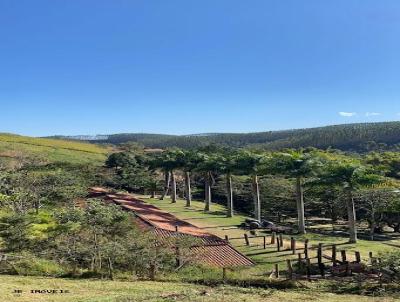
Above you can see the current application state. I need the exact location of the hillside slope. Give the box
[50,121,400,151]
[0,133,109,165]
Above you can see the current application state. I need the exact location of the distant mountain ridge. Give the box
[47,121,400,152]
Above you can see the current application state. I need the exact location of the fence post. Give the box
[225,235,229,242]
[271,232,276,244]
[317,243,323,266]
[304,239,309,259]
[306,258,311,281]
[263,236,266,249]
[298,253,302,269]
[286,259,293,280]
[369,252,374,265]
[355,251,361,263]
[276,237,281,252]
[291,237,296,255]
[341,250,347,263]
[244,234,250,246]
[274,263,280,278]
[279,234,284,247]
[332,245,337,267]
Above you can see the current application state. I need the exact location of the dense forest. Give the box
[49,122,400,151]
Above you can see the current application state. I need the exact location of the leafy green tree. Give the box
[235,150,270,221]
[194,147,222,212]
[0,213,32,252]
[318,161,382,243]
[218,150,239,217]
[177,150,200,207]
[269,150,320,234]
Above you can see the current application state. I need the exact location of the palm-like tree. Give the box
[235,150,270,221]
[176,150,199,207]
[150,149,184,203]
[270,150,320,234]
[195,150,221,212]
[318,161,382,243]
[219,150,238,218]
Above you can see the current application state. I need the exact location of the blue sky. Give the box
[1,1,400,136]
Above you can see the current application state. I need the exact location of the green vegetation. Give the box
[1,133,400,301]
[0,133,108,165]
[142,196,400,270]
[53,121,400,151]
[3,275,397,302]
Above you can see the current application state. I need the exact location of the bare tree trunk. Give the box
[159,171,170,200]
[171,171,177,203]
[252,175,261,221]
[226,173,234,218]
[346,189,357,243]
[185,171,192,207]
[204,172,212,211]
[295,177,306,234]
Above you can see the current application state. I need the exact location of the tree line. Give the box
[52,121,400,152]
[106,145,400,244]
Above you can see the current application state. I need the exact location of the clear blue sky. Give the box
[1,1,400,136]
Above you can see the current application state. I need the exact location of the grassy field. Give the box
[1,275,398,302]
[0,133,109,165]
[141,195,400,273]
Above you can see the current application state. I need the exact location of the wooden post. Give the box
[276,237,281,252]
[332,245,337,267]
[291,237,296,255]
[341,250,347,263]
[244,234,250,246]
[355,251,361,263]
[298,253,302,269]
[271,232,276,244]
[306,258,311,281]
[369,252,374,265]
[175,225,179,232]
[222,268,227,281]
[274,263,279,278]
[304,239,309,259]
[279,234,283,247]
[286,259,293,279]
[317,243,323,266]
[225,235,229,242]
[263,236,266,249]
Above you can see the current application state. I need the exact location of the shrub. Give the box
[10,253,65,277]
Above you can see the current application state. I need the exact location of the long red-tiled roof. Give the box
[90,187,254,268]
[107,195,212,237]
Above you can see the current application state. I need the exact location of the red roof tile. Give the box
[94,189,254,268]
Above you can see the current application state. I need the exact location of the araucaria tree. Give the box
[235,150,270,221]
[319,161,382,243]
[270,150,319,234]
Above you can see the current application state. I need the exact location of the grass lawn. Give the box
[141,195,400,273]
[1,275,398,302]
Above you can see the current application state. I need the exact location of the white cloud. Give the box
[339,112,357,117]
[365,112,381,117]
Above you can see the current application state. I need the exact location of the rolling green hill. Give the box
[50,121,400,151]
[0,133,109,165]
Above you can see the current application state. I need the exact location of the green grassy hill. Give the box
[0,133,109,165]
[51,121,400,151]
